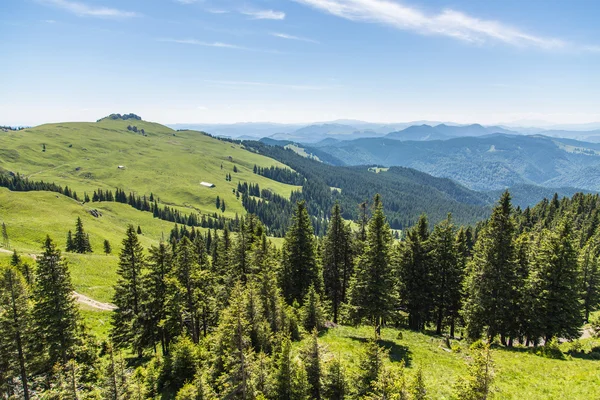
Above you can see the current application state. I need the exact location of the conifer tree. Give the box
[274,337,310,400]
[302,329,322,400]
[322,357,348,400]
[409,367,427,400]
[348,194,397,326]
[33,236,80,367]
[141,242,173,354]
[463,192,520,342]
[66,230,74,252]
[301,285,325,332]
[322,203,354,323]
[111,225,146,357]
[453,343,494,400]
[367,362,407,400]
[398,215,431,331]
[137,225,143,235]
[281,201,320,305]
[73,217,92,253]
[0,266,33,399]
[529,220,583,342]
[356,337,387,398]
[580,241,600,322]
[10,250,32,286]
[429,214,462,335]
[104,239,112,255]
[1,222,9,249]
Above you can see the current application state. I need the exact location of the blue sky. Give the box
[1,0,599,126]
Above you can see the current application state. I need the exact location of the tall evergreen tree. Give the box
[281,201,320,305]
[429,214,463,335]
[66,230,74,252]
[1,222,9,249]
[349,194,397,327]
[172,237,203,343]
[302,329,322,400]
[10,250,32,286]
[33,236,80,367]
[322,203,354,323]
[529,220,583,342]
[463,192,521,342]
[73,217,92,253]
[580,241,600,322]
[0,266,33,399]
[398,215,432,331]
[453,343,494,400]
[356,337,387,398]
[111,225,146,357]
[103,239,112,255]
[322,357,348,400]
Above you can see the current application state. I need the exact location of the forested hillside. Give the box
[308,134,600,191]
[1,190,599,399]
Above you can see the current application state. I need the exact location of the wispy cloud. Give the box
[174,0,200,4]
[159,39,281,53]
[271,32,320,44]
[241,10,286,20]
[205,80,329,90]
[294,0,567,49]
[39,0,139,18]
[207,9,229,14]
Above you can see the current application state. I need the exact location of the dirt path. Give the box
[73,292,117,311]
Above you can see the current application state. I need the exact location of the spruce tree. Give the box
[281,201,319,305]
[0,266,33,399]
[10,250,32,286]
[103,239,112,255]
[33,236,80,367]
[409,367,427,400]
[322,357,348,400]
[73,217,91,253]
[66,230,74,252]
[137,225,143,235]
[463,192,520,342]
[141,242,173,354]
[322,203,353,323]
[453,343,494,400]
[111,225,146,357]
[301,285,325,332]
[580,241,600,322]
[398,215,432,331]
[529,220,583,342]
[348,194,397,326]
[302,329,322,400]
[357,337,387,397]
[429,214,462,335]
[2,222,9,249]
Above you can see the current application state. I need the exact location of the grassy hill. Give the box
[0,118,301,220]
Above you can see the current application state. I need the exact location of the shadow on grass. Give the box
[348,336,412,366]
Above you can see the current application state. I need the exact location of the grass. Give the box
[310,325,600,400]
[0,119,300,220]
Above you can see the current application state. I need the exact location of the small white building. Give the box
[200,182,215,188]
[118,165,125,169]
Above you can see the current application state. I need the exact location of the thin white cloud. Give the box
[205,80,329,91]
[241,10,286,20]
[159,39,281,53]
[197,106,209,110]
[174,0,200,4]
[207,9,229,14]
[271,32,320,44]
[39,0,139,18]
[294,0,566,49]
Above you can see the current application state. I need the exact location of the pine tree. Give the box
[104,239,112,255]
[429,214,462,335]
[367,362,407,400]
[137,225,143,235]
[66,230,74,252]
[0,266,33,399]
[73,217,91,253]
[111,225,146,357]
[453,343,494,400]
[322,203,354,323]
[409,367,427,400]
[216,196,221,210]
[357,337,387,397]
[274,336,309,400]
[529,220,583,342]
[141,242,173,354]
[398,215,432,331]
[322,357,348,400]
[580,241,600,322]
[463,192,520,342]
[348,194,397,326]
[302,329,322,400]
[281,201,320,305]
[33,236,80,367]
[301,285,325,332]
[2,222,10,249]
[10,250,32,286]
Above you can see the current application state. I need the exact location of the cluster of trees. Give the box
[98,113,142,122]
[66,217,93,253]
[126,125,145,135]
[253,164,305,186]
[0,173,79,201]
[215,196,226,212]
[2,189,598,398]
[89,187,231,231]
